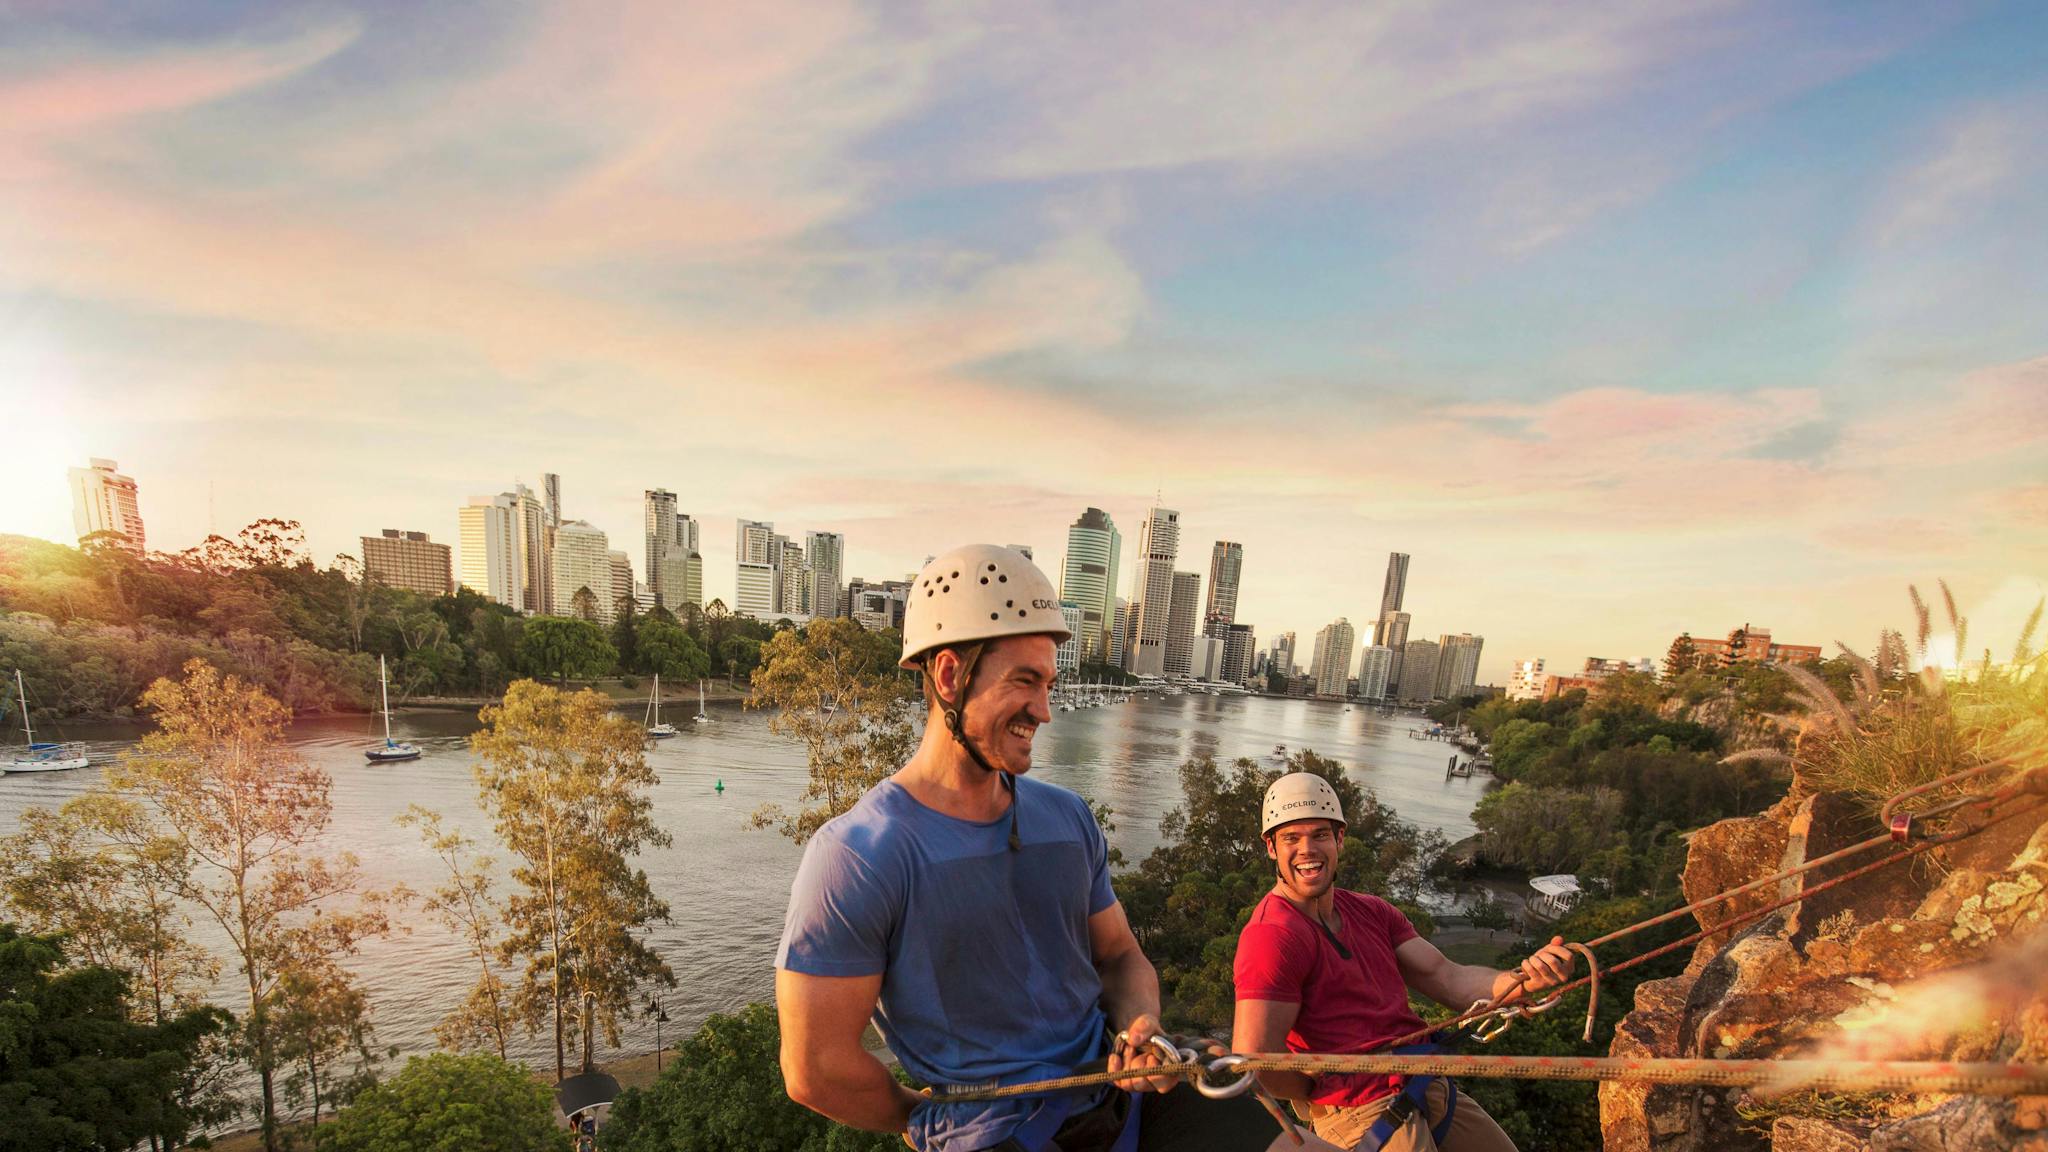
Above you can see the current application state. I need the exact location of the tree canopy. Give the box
[471,681,674,1081]
[0,924,230,1152]
[600,1003,900,1152]
[324,1052,570,1152]
[746,619,917,844]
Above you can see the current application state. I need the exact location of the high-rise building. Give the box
[1059,509,1122,665]
[1165,570,1201,678]
[1186,635,1225,680]
[1357,645,1394,700]
[1203,541,1243,635]
[641,491,704,613]
[1056,601,1084,677]
[736,519,775,566]
[1271,631,1297,678]
[543,473,562,527]
[608,550,635,615]
[1377,610,1412,693]
[1506,658,1546,702]
[1378,552,1409,622]
[361,529,452,596]
[550,520,613,622]
[458,494,523,608]
[1125,507,1180,676]
[777,538,809,617]
[644,488,678,603]
[1397,639,1441,703]
[734,520,777,618]
[68,458,146,553]
[735,563,776,619]
[1309,618,1356,697]
[1435,633,1485,699]
[512,484,550,615]
[1223,623,1256,685]
[806,532,845,620]
[847,578,912,631]
[1109,598,1130,669]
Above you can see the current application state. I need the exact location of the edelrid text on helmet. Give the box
[1261,772,1347,837]
[900,544,1072,670]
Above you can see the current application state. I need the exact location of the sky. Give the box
[2,0,2044,682]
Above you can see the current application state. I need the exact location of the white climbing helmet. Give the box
[1261,772,1347,837]
[900,544,1072,670]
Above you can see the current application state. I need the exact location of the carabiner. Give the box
[1195,1053,1258,1099]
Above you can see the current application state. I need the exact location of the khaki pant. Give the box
[1307,1079,1516,1151]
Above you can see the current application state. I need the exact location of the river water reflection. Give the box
[0,693,1485,1071]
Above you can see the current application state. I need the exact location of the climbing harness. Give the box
[923,764,2048,1146]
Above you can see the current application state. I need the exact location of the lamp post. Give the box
[647,995,670,1074]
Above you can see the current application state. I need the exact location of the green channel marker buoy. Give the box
[715,779,724,794]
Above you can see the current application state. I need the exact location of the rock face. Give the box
[1599,781,2048,1152]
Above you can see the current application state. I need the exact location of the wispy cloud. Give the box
[1874,105,2028,247]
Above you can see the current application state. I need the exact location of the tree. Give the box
[517,617,616,685]
[719,635,762,682]
[324,1052,570,1152]
[570,586,600,623]
[272,951,385,1132]
[104,659,390,1152]
[610,596,639,672]
[1465,893,1516,937]
[471,681,674,1081]
[601,1003,901,1152]
[745,619,918,845]
[0,796,219,1035]
[1663,632,1700,678]
[635,617,710,683]
[396,806,511,1058]
[0,925,231,1152]
[1722,625,1749,667]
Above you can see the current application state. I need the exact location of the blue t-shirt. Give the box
[776,773,1119,1152]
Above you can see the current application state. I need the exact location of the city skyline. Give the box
[4,2,2044,681]
[22,456,2042,684]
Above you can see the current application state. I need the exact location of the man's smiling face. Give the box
[1267,818,1343,902]
[961,634,1057,774]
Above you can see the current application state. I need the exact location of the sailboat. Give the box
[694,679,709,724]
[7,670,89,773]
[646,673,678,739]
[364,655,421,763]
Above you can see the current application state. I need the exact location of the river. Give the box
[1,692,1486,1073]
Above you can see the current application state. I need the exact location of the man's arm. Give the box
[1086,901,1176,1092]
[1394,934,1576,1012]
[776,968,924,1133]
[1230,997,1317,1102]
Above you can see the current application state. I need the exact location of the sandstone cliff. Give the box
[1599,775,2048,1151]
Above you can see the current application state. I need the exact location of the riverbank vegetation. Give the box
[0,527,771,723]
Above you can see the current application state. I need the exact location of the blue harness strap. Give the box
[1352,1043,1457,1151]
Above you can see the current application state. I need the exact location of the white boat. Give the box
[364,655,421,763]
[7,670,89,773]
[646,673,678,739]
[694,680,709,724]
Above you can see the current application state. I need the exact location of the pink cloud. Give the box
[0,23,355,137]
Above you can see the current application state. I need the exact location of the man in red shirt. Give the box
[1231,773,1575,1150]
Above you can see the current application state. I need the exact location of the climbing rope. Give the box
[927,1051,2048,1102]
[928,764,2048,1109]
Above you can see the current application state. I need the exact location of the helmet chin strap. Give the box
[936,643,1021,852]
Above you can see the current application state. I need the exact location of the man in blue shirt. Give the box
[777,545,1278,1152]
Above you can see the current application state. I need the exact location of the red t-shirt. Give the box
[1233,888,1425,1107]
